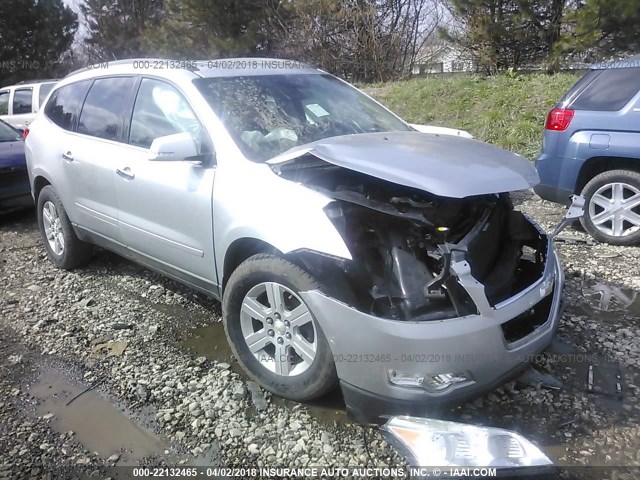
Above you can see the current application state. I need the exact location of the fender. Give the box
[213,163,352,284]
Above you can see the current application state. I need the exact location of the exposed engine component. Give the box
[281,159,547,321]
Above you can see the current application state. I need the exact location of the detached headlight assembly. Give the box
[381,416,553,470]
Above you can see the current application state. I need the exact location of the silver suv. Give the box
[25,59,563,423]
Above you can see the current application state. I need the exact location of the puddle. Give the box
[580,281,640,319]
[271,390,348,426]
[30,368,166,464]
[180,322,237,369]
[180,322,348,426]
[149,301,214,325]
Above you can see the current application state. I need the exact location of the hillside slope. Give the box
[366,72,580,159]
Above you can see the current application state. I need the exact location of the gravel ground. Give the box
[1,192,639,479]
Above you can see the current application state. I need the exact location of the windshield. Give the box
[194,74,411,162]
[0,121,21,142]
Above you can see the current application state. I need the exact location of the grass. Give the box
[364,72,580,160]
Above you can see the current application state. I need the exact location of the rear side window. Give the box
[77,77,136,141]
[38,83,55,109]
[0,91,8,115]
[558,70,600,107]
[13,88,33,114]
[44,81,91,131]
[570,68,640,111]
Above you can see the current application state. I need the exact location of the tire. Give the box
[580,169,640,246]
[222,254,338,401]
[37,185,92,269]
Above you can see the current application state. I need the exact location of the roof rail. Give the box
[14,78,59,85]
[64,58,200,78]
[62,57,314,79]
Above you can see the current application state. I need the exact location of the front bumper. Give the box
[301,241,564,424]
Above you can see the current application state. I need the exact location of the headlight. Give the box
[381,416,553,469]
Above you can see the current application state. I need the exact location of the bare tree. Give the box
[271,0,446,82]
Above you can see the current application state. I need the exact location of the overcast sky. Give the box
[63,0,82,10]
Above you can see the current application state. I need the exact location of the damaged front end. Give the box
[280,160,549,324]
[268,132,573,424]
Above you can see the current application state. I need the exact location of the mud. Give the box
[29,368,166,464]
[580,281,640,320]
[180,322,349,425]
[2,194,640,477]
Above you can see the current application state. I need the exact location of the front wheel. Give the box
[580,170,640,246]
[222,254,338,401]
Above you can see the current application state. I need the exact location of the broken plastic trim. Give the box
[425,207,551,317]
[319,194,551,321]
[281,160,551,322]
[551,195,585,238]
[450,259,493,316]
[445,229,555,320]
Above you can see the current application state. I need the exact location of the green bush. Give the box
[365,72,580,160]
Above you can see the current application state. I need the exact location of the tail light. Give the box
[22,128,30,140]
[545,108,574,131]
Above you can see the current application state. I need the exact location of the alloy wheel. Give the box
[240,282,317,376]
[588,182,640,237]
[42,201,65,256]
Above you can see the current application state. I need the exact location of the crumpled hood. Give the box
[268,132,539,198]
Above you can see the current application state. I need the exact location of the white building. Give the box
[412,44,476,74]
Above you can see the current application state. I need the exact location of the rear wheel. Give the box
[222,254,338,401]
[37,185,92,269]
[580,170,640,245]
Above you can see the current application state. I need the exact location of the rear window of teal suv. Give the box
[534,59,640,245]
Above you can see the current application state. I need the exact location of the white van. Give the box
[0,80,58,131]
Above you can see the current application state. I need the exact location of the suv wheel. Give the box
[580,169,640,245]
[222,254,338,401]
[37,185,92,269]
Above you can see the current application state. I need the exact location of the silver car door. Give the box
[61,76,138,243]
[114,77,217,288]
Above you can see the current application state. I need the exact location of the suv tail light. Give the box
[545,108,574,131]
[22,128,30,140]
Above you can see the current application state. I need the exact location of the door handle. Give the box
[61,151,74,162]
[116,167,135,180]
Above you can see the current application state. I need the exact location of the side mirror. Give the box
[148,132,199,162]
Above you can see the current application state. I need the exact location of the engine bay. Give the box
[279,157,548,321]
